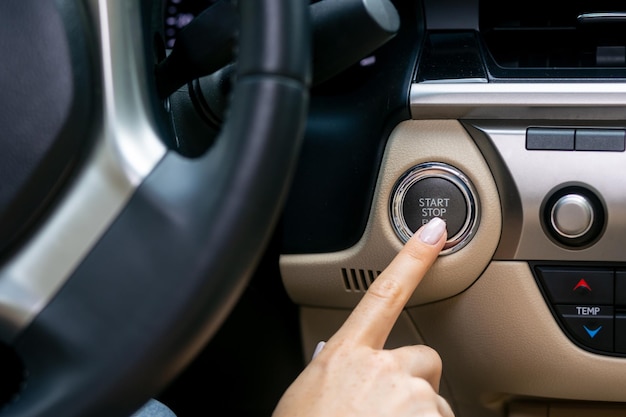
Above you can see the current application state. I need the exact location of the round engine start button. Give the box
[402,177,467,237]
[390,162,480,254]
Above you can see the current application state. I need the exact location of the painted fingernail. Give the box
[312,341,326,360]
[419,217,447,245]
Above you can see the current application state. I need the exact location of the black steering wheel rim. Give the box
[0,1,309,416]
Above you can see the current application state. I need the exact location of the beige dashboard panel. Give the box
[409,262,626,417]
[280,120,502,308]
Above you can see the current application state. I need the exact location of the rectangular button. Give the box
[575,129,626,151]
[536,267,613,305]
[615,312,626,354]
[526,128,575,150]
[615,271,626,306]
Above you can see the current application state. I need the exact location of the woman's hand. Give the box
[273,217,454,417]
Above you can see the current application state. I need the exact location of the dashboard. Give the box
[162,0,626,416]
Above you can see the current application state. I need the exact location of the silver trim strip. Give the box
[578,12,626,24]
[0,0,166,341]
[472,123,626,262]
[410,82,626,119]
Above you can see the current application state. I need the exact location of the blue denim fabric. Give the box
[131,399,177,417]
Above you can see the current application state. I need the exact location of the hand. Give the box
[273,217,454,417]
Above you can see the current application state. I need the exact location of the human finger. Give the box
[331,217,447,349]
[392,344,443,390]
[437,395,455,417]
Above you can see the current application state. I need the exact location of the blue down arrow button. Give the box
[557,305,613,352]
[583,325,602,339]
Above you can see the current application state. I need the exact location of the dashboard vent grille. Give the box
[480,0,626,69]
[341,268,380,292]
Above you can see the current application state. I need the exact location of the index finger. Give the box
[331,217,447,349]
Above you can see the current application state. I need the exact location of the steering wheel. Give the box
[0,1,309,416]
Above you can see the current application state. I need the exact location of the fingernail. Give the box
[312,341,326,360]
[419,217,447,245]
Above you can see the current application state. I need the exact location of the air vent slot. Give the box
[480,0,626,69]
[341,268,381,292]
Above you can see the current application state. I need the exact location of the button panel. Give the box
[526,127,626,152]
[533,265,626,355]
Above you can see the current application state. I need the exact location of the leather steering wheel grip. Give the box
[0,1,310,416]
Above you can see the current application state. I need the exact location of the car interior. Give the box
[1,0,626,416]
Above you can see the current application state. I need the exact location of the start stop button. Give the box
[390,162,480,254]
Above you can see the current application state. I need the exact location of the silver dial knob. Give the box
[550,194,594,239]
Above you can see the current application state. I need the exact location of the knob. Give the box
[550,194,594,239]
[543,187,604,248]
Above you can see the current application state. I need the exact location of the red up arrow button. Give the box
[536,267,612,304]
[573,279,592,292]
